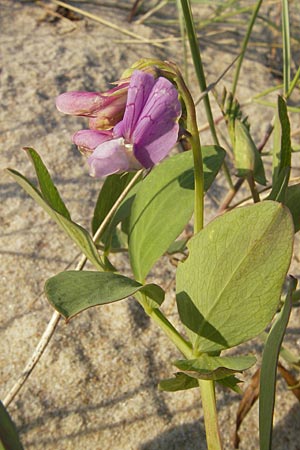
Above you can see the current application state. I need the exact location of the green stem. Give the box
[170,62,205,232]
[138,293,193,358]
[247,174,260,203]
[169,20,223,447]
[199,379,223,449]
[192,134,204,232]
[138,293,224,450]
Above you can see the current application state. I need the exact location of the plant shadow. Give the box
[139,421,206,450]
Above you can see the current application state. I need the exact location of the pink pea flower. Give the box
[88,70,181,177]
[56,83,129,130]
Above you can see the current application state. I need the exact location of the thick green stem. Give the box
[138,291,223,450]
[150,309,193,357]
[170,64,205,233]
[199,379,223,450]
[136,300,223,450]
[138,294,193,358]
[169,27,223,449]
[247,174,260,203]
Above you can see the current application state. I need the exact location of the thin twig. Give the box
[218,178,244,213]
[135,0,169,25]
[3,170,143,407]
[127,0,143,22]
[3,311,61,407]
[195,53,241,106]
[230,184,272,209]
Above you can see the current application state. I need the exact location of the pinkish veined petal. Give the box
[87,138,141,178]
[116,70,156,141]
[56,91,105,116]
[72,129,113,155]
[133,122,180,168]
[132,77,181,167]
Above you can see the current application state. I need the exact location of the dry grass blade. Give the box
[113,37,181,45]
[195,53,241,106]
[51,0,164,48]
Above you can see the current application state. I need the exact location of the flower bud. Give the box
[234,120,267,185]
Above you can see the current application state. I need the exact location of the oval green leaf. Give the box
[24,147,71,219]
[159,373,198,392]
[129,146,226,281]
[176,201,294,352]
[45,271,165,319]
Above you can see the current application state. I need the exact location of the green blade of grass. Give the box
[176,0,189,82]
[282,0,291,95]
[231,0,263,99]
[51,0,164,49]
[179,0,218,145]
[287,66,300,99]
[180,0,233,189]
[259,277,297,450]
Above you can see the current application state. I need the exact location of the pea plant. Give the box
[1,1,300,449]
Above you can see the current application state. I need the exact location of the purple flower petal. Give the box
[87,138,141,178]
[57,68,181,178]
[132,77,181,167]
[115,71,156,141]
[72,129,113,155]
[56,91,105,117]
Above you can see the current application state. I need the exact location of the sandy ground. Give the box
[1,1,300,449]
